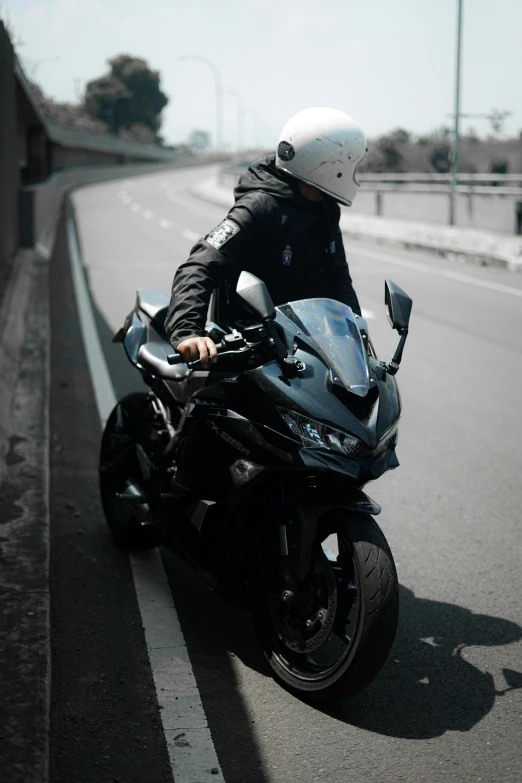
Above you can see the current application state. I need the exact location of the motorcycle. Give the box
[99,271,412,701]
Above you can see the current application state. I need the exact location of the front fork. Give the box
[277,505,319,605]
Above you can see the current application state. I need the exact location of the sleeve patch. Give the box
[205,219,240,250]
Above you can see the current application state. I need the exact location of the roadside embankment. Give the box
[193,177,522,274]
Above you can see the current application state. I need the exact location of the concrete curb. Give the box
[0,251,50,783]
[192,178,522,274]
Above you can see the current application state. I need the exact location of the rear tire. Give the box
[99,392,161,550]
[255,511,399,702]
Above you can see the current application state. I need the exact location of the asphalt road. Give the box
[50,163,522,783]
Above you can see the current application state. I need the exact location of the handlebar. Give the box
[167,330,253,369]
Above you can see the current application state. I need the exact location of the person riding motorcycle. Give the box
[165,107,368,367]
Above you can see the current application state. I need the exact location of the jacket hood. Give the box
[234,154,303,203]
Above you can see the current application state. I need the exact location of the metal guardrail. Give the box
[220,163,522,196]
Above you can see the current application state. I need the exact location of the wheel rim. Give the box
[99,405,152,533]
[263,532,362,682]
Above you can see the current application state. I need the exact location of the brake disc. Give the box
[283,548,338,654]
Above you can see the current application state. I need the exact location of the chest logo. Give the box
[282,245,292,266]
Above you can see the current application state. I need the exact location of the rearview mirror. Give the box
[236,271,276,321]
[385,280,412,332]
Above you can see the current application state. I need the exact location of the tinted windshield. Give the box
[279,299,369,397]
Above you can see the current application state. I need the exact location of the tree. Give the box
[389,128,411,145]
[377,135,403,172]
[84,55,168,139]
[430,144,451,173]
[189,130,211,150]
[488,108,511,136]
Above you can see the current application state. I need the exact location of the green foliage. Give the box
[389,128,411,145]
[84,54,168,137]
[430,145,451,173]
[376,135,403,172]
[491,160,508,175]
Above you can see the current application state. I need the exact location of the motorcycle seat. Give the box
[137,289,170,320]
[137,341,190,381]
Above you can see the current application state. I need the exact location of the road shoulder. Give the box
[0,252,50,783]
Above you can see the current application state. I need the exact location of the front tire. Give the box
[99,392,161,550]
[255,511,399,702]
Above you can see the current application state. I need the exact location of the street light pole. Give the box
[179,55,223,151]
[227,89,246,152]
[30,56,61,80]
[449,0,463,226]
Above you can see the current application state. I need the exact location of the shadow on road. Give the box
[323,584,522,739]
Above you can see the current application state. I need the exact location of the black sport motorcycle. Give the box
[99,271,412,701]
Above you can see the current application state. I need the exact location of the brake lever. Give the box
[187,346,252,370]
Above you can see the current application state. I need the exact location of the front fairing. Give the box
[243,307,401,450]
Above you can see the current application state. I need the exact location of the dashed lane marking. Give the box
[142,210,154,220]
[182,229,200,242]
[130,203,141,213]
[66,207,225,783]
[351,245,522,298]
[361,308,376,320]
[158,218,172,229]
[165,187,224,219]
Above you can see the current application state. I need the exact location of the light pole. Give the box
[30,56,61,80]
[449,0,463,226]
[179,55,223,151]
[226,89,246,152]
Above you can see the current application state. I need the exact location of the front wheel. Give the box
[99,392,161,550]
[255,511,399,702]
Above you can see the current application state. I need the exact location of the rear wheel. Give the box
[99,392,161,550]
[255,511,399,702]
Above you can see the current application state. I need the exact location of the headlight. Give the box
[280,410,362,456]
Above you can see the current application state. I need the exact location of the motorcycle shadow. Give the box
[322,584,522,739]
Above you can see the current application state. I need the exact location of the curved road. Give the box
[49,163,522,782]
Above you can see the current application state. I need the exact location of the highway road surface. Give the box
[47,163,522,783]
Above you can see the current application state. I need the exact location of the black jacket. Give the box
[165,155,361,348]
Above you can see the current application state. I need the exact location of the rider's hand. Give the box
[176,336,218,368]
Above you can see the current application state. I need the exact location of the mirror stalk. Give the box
[266,319,289,365]
[387,328,408,376]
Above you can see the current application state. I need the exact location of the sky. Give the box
[5,0,522,149]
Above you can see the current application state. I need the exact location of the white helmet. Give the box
[275,107,367,206]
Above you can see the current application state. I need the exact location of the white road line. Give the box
[130,203,141,213]
[352,245,522,298]
[182,229,200,242]
[120,194,131,204]
[142,210,154,220]
[361,308,376,320]
[165,187,223,219]
[158,218,173,229]
[66,208,225,783]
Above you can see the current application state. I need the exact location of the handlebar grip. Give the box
[167,352,184,365]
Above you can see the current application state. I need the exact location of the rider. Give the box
[165,107,368,367]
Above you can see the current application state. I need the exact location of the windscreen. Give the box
[279,298,369,397]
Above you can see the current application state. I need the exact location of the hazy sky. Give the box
[6,0,522,148]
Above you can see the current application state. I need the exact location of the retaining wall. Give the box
[0,22,19,290]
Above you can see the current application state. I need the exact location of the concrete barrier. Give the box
[19,156,225,255]
[219,165,522,236]
[194,176,522,273]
